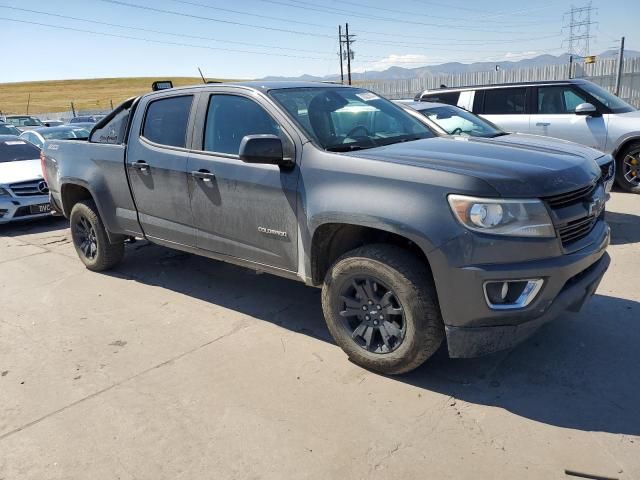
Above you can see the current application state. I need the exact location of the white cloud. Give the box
[353,54,429,73]
[502,51,539,59]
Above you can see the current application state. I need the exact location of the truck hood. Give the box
[494,133,606,164]
[0,159,44,185]
[346,136,600,197]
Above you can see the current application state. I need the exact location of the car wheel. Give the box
[615,141,640,194]
[70,199,124,271]
[321,244,444,375]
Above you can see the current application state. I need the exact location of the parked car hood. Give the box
[346,136,600,197]
[0,159,44,185]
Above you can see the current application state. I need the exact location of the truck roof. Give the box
[149,80,348,96]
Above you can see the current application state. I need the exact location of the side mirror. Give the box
[575,103,598,116]
[239,134,289,166]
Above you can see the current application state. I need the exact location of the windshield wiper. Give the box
[325,144,369,152]
[488,132,509,138]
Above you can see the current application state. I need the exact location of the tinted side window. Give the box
[483,88,527,114]
[537,86,587,114]
[203,95,279,155]
[142,95,193,148]
[422,92,460,106]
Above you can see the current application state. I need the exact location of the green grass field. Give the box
[0,77,236,116]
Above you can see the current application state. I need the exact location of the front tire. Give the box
[321,244,444,375]
[70,200,124,271]
[615,141,640,194]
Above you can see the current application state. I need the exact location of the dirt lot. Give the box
[1,191,638,480]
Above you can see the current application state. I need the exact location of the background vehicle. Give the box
[64,121,96,131]
[20,126,90,149]
[0,123,22,136]
[415,79,640,193]
[0,135,51,224]
[43,82,610,374]
[69,115,100,124]
[397,100,616,193]
[43,120,64,127]
[4,115,45,131]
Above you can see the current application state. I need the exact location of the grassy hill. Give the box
[0,77,236,116]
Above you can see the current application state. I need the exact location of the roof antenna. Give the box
[198,67,207,84]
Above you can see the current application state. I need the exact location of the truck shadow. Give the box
[108,242,640,437]
[606,211,640,245]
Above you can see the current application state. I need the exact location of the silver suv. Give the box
[416,79,640,193]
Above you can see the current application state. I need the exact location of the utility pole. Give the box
[615,36,625,96]
[338,25,344,84]
[71,102,76,117]
[568,55,573,79]
[344,23,355,85]
[26,93,31,115]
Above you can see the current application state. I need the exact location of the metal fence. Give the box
[359,56,640,107]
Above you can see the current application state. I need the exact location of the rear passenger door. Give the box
[529,85,607,150]
[126,93,197,246]
[476,87,531,134]
[187,91,300,271]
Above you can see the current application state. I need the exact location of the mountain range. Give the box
[261,49,640,82]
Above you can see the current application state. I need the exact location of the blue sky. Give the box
[1,0,637,82]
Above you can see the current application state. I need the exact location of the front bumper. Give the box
[431,220,610,358]
[0,194,52,224]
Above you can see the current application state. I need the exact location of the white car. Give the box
[0,135,51,224]
[19,126,91,149]
[415,79,640,193]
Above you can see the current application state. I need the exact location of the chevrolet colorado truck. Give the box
[42,82,611,374]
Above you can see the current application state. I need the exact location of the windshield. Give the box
[0,139,41,163]
[270,87,434,151]
[420,105,505,138]
[42,128,90,140]
[0,124,21,135]
[579,82,635,113]
[8,117,44,127]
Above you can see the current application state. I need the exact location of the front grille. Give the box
[544,181,597,208]
[557,214,600,245]
[8,180,48,197]
[544,179,604,248]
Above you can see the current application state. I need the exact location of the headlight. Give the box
[448,194,555,238]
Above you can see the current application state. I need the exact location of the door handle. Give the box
[132,160,149,172]
[536,122,551,127]
[191,169,216,182]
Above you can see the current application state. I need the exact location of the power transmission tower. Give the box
[563,2,597,59]
[339,23,356,85]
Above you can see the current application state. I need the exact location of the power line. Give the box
[166,0,330,30]
[96,0,334,38]
[0,5,331,55]
[0,17,333,60]
[256,0,528,33]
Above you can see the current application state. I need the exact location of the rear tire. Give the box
[615,141,640,194]
[321,244,444,375]
[70,200,124,271]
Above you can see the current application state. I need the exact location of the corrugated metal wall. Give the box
[359,57,640,107]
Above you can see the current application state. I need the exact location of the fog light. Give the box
[484,279,544,310]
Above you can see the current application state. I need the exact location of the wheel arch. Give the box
[309,221,435,287]
[60,180,125,243]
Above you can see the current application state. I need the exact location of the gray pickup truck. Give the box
[42,82,610,374]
